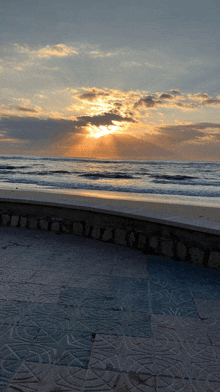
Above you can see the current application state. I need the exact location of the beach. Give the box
[1,188,220,223]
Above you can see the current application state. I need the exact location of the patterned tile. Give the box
[0,282,62,303]
[23,305,100,334]
[58,287,106,308]
[28,269,73,286]
[68,274,110,290]
[156,375,192,391]
[189,282,220,301]
[104,277,150,313]
[96,310,152,338]
[25,330,94,368]
[0,268,36,283]
[84,369,156,391]
[5,362,86,392]
[194,299,220,320]
[150,281,199,317]
[151,315,210,345]
[0,327,39,391]
[88,334,155,375]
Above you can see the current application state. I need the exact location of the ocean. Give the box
[0,155,220,207]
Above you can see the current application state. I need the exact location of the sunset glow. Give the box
[1,0,219,161]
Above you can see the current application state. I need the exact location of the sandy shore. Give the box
[0,188,220,223]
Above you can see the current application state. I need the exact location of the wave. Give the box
[0,165,29,170]
[150,174,198,181]
[3,177,220,197]
[79,172,134,179]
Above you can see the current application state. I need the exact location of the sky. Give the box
[1,0,220,161]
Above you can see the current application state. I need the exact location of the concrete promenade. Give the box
[1,225,220,391]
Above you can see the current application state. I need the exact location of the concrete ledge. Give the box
[0,195,220,271]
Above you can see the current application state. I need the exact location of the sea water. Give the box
[0,155,220,207]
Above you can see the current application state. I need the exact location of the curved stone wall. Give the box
[0,198,220,271]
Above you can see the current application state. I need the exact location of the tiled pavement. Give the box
[1,226,220,391]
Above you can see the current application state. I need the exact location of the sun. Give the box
[87,124,119,138]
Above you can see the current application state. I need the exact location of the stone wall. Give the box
[0,202,220,270]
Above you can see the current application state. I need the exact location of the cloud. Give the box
[15,106,39,113]
[77,91,110,102]
[14,44,77,59]
[159,93,174,100]
[75,112,136,127]
[154,122,220,145]
[134,95,162,109]
[170,89,182,95]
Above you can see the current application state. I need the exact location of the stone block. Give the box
[161,240,174,258]
[102,228,113,242]
[149,236,158,251]
[208,251,220,269]
[177,242,187,261]
[28,217,38,230]
[128,232,136,247]
[11,215,19,227]
[137,234,147,250]
[39,219,49,230]
[72,222,84,236]
[61,224,71,234]
[84,223,91,237]
[20,216,28,228]
[189,247,204,266]
[1,214,10,226]
[51,221,60,233]
[91,225,101,240]
[115,229,127,246]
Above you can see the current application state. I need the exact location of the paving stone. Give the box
[68,274,110,290]
[0,282,61,303]
[88,334,155,374]
[156,375,192,391]
[96,310,152,338]
[25,330,94,368]
[151,315,210,345]
[58,287,106,309]
[104,277,150,313]
[1,226,220,391]
[28,269,73,286]
[150,280,199,318]
[5,362,86,392]
[84,368,156,391]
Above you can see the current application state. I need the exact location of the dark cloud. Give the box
[76,112,136,127]
[201,98,220,106]
[77,91,109,102]
[159,93,174,100]
[0,115,81,142]
[155,122,220,145]
[15,106,39,113]
[114,102,123,108]
[170,89,182,95]
[175,102,198,109]
[134,95,162,108]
